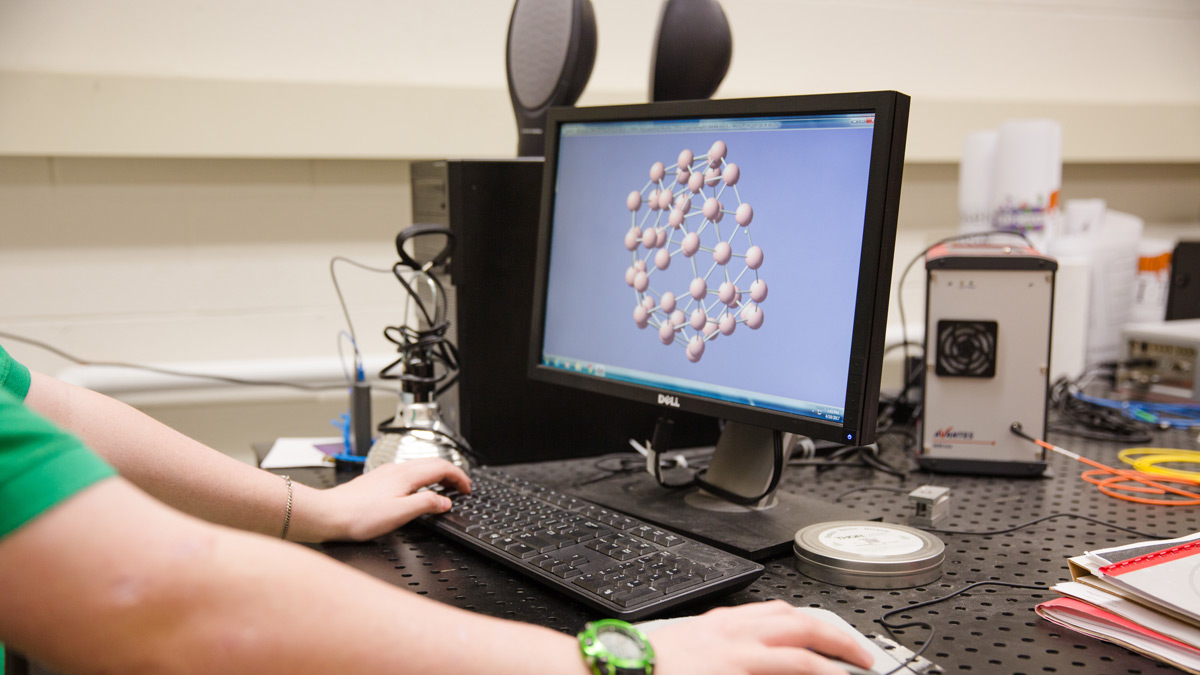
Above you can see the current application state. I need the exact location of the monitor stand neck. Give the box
[690,422,789,510]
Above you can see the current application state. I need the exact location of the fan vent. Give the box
[935,320,998,378]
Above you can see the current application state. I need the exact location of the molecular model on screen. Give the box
[625,141,768,363]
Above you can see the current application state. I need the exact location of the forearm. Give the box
[0,479,589,675]
[24,370,338,541]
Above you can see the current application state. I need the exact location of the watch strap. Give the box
[578,619,655,675]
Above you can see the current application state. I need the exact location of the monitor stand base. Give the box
[567,471,879,561]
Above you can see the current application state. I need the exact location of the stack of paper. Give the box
[1037,531,1200,674]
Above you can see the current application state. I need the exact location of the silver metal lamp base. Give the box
[364,402,470,472]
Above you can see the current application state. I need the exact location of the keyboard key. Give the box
[438,511,475,530]
[515,532,558,553]
[612,548,639,561]
[507,543,538,559]
[490,535,517,550]
[612,582,663,607]
[552,564,583,579]
[663,574,703,594]
[564,527,599,543]
[573,574,605,594]
[561,553,590,567]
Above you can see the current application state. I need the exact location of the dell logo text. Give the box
[657,394,680,408]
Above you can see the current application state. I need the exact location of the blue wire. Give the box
[332,412,353,453]
[1076,393,1200,429]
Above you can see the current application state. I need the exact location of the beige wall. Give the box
[0,157,416,460]
[0,0,1197,457]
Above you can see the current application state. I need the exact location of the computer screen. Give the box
[528,91,909,558]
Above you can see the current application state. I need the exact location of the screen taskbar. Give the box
[541,353,845,424]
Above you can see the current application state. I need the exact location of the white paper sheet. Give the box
[260,437,341,469]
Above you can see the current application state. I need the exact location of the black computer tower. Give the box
[411,159,717,465]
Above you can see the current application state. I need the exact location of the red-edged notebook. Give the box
[1098,538,1200,625]
[1036,597,1200,674]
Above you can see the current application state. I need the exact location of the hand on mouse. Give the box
[648,600,874,675]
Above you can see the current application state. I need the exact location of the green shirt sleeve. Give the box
[0,343,31,402]
[0,390,117,540]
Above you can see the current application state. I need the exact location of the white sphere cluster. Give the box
[623,141,769,362]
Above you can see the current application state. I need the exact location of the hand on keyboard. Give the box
[311,458,471,542]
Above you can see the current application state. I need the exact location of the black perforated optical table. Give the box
[283,430,1200,675]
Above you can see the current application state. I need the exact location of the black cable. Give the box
[331,253,464,401]
[374,420,479,465]
[391,261,446,329]
[810,444,907,479]
[575,451,715,488]
[693,429,784,505]
[789,458,881,469]
[833,485,911,502]
[0,330,348,392]
[882,341,923,359]
[1046,375,1154,444]
[875,581,1048,675]
[577,455,646,485]
[379,261,464,402]
[876,358,924,434]
[925,512,1170,540]
[858,444,908,479]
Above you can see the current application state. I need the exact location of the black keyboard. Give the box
[420,468,764,620]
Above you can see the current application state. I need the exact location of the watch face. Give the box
[597,626,644,660]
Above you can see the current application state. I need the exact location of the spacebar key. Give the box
[614,584,664,607]
[437,511,475,531]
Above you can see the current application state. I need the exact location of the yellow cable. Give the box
[1119,447,1200,481]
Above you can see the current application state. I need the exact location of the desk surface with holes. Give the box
[283,429,1200,675]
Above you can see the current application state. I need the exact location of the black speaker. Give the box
[411,159,718,465]
[1167,241,1200,321]
[506,0,597,157]
[649,0,731,102]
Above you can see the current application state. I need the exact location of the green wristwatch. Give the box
[578,619,655,675]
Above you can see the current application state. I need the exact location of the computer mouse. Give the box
[829,661,877,675]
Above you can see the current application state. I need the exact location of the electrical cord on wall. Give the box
[330,255,394,353]
[0,330,348,392]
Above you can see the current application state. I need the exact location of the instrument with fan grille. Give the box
[918,243,1057,476]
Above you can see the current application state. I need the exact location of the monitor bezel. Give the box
[528,91,909,446]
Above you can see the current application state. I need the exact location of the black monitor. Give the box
[529,91,909,559]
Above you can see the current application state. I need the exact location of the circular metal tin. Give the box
[793,520,945,589]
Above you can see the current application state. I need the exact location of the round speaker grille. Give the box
[508,0,574,109]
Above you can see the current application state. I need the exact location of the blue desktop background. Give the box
[542,119,875,415]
